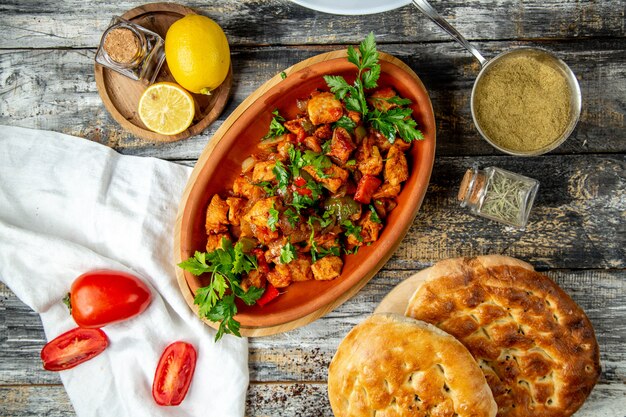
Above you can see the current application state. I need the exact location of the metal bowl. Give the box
[471,47,582,156]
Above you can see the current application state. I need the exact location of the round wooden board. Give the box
[374,267,433,316]
[173,49,436,337]
[94,3,233,142]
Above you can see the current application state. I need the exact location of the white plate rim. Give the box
[289,0,411,15]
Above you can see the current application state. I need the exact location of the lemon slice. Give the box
[138,82,195,135]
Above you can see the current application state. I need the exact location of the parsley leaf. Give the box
[290,192,315,212]
[333,115,357,132]
[302,150,331,178]
[369,205,382,224]
[284,208,299,227]
[311,244,341,263]
[273,160,290,190]
[178,251,211,276]
[342,220,363,242]
[253,181,276,196]
[262,109,286,140]
[268,205,280,232]
[178,239,262,341]
[369,107,424,143]
[280,242,297,264]
[288,147,305,178]
[344,246,360,255]
[386,96,413,106]
[323,75,354,101]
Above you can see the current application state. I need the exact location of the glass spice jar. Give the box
[95,16,165,84]
[458,166,539,229]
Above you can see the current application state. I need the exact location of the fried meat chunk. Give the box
[355,136,383,176]
[233,175,266,201]
[252,161,277,183]
[303,164,349,194]
[241,270,267,292]
[311,256,343,281]
[384,144,409,186]
[326,127,356,165]
[307,92,343,125]
[206,232,231,252]
[372,183,401,199]
[205,194,230,233]
[226,197,247,226]
[267,264,292,288]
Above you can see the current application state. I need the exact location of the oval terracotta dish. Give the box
[174,50,436,336]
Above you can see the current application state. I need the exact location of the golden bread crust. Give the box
[405,255,600,417]
[328,313,497,417]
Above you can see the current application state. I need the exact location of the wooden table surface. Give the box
[1,1,624,416]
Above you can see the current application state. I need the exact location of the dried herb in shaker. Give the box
[458,166,539,229]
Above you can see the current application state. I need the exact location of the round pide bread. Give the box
[327,313,497,417]
[405,255,601,417]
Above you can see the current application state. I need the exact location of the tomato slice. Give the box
[69,270,152,328]
[152,341,197,406]
[41,327,108,371]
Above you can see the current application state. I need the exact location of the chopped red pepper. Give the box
[293,177,313,196]
[293,177,307,187]
[256,283,280,307]
[354,175,382,204]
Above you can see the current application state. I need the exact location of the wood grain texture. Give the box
[0,0,624,49]
[0,383,623,417]
[1,40,624,156]
[1,1,624,416]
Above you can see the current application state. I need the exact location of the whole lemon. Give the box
[165,15,230,95]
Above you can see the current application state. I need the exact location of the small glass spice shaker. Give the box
[95,16,165,84]
[458,165,539,229]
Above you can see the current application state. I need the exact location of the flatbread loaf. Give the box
[405,255,600,417]
[328,313,497,417]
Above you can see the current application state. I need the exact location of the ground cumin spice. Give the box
[473,53,572,152]
[103,27,141,64]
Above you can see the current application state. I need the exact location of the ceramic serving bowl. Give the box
[174,50,436,336]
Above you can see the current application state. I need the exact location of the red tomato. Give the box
[41,327,108,371]
[152,341,197,406]
[256,283,280,307]
[354,175,382,204]
[69,270,152,328]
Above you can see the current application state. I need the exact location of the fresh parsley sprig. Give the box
[262,109,286,140]
[324,33,424,144]
[369,107,425,144]
[324,32,379,117]
[178,239,264,341]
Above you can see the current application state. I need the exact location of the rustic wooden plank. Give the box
[245,383,626,417]
[0,0,624,49]
[1,40,624,157]
[3,268,624,385]
[0,385,75,417]
[0,383,623,417]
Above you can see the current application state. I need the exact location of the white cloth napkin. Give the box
[0,126,248,417]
